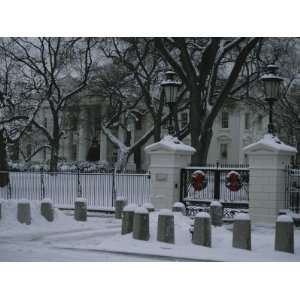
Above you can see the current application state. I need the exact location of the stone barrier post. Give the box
[192,212,211,247]
[17,201,31,225]
[232,213,251,250]
[133,207,149,241]
[115,196,127,219]
[275,214,294,254]
[157,209,175,244]
[172,202,186,215]
[122,205,137,235]
[74,197,87,221]
[41,198,54,222]
[210,201,223,226]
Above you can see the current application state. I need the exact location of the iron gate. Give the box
[180,164,249,217]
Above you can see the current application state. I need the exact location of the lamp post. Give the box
[161,71,181,136]
[260,64,283,135]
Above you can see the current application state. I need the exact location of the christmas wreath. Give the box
[225,171,243,192]
[191,170,207,191]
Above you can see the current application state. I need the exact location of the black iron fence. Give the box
[180,164,249,217]
[286,166,300,213]
[0,169,151,210]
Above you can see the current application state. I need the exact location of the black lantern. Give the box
[161,71,181,135]
[260,64,283,135]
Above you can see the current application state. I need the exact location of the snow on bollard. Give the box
[275,214,294,254]
[157,209,175,244]
[172,202,186,215]
[17,201,31,225]
[122,204,137,235]
[115,196,127,219]
[41,198,54,222]
[142,202,155,212]
[192,212,211,247]
[74,197,87,221]
[210,201,223,226]
[232,213,251,250]
[133,207,149,241]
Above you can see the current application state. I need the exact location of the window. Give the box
[181,112,188,128]
[220,143,228,160]
[26,144,32,160]
[71,144,77,161]
[244,113,250,130]
[257,115,263,131]
[135,117,142,130]
[43,148,47,160]
[221,111,229,128]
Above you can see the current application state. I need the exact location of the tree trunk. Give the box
[153,116,162,142]
[0,130,9,187]
[192,127,213,166]
[49,116,61,172]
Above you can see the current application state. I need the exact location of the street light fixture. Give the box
[161,70,181,136]
[260,64,283,135]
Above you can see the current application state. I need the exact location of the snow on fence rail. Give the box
[0,170,151,210]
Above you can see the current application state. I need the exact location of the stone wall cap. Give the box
[134,207,149,214]
[123,204,137,212]
[243,134,297,154]
[159,209,173,216]
[145,135,196,154]
[277,214,294,223]
[234,213,250,221]
[173,202,185,208]
[75,197,87,203]
[195,211,210,218]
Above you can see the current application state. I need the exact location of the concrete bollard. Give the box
[192,212,211,247]
[133,207,149,241]
[157,209,175,244]
[122,204,137,235]
[210,201,223,226]
[74,197,87,221]
[115,196,127,219]
[275,214,294,254]
[142,202,155,212]
[172,202,186,215]
[41,198,54,222]
[232,213,251,250]
[17,201,31,225]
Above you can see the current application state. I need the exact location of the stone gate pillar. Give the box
[144,135,195,209]
[78,108,89,161]
[244,134,297,223]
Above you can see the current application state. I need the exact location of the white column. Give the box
[100,129,108,162]
[78,108,89,161]
[244,134,297,223]
[127,120,136,170]
[145,135,195,209]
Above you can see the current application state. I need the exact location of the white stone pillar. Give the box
[65,130,74,161]
[78,108,89,161]
[144,135,195,209]
[244,134,297,224]
[100,129,108,162]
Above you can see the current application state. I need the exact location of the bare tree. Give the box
[0,37,94,171]
[155,37,262,165]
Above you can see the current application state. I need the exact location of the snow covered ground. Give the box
[1,199,300,261]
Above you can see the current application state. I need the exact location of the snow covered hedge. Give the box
[8,160,110,172]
